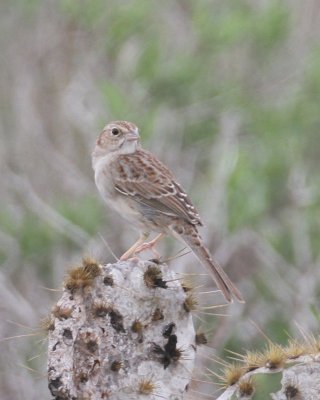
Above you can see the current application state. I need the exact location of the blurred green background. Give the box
[0,0,319,399]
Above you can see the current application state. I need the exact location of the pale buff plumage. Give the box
[92,121,244,303]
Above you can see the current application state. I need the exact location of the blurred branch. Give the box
[0,271,38,328]
[0,230,21,268]
[203,111,240,238]
[7,170,89,247]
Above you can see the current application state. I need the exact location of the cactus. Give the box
[46,256,320,400]
[47,258,196,400]
[216,338,320,399]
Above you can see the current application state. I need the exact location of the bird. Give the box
[92,121,244,303]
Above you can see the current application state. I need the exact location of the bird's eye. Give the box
[111,127,120,136]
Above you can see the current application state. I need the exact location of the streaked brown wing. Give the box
[110,149,203,226]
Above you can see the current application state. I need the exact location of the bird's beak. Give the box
[126,131,140,142]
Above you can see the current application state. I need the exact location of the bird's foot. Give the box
[119,256,140,263]
[134,242,160,259]
[120,232,150,261]
[120,253,139,262]
[133,233,164,259]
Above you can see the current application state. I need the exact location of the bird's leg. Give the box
[120,232,150,261]
[133,233,165,259]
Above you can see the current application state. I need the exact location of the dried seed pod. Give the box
[138,378,157,394]
[64,262,101,292]
[195,331,207,346]
[92,301,110,318]
[238,377,254,397]
[183,293,198,313]
[110,360,122,372]
[152,308,164,321]
[52,305,73,320]
[131,319,143,334]
[143,265,167,289]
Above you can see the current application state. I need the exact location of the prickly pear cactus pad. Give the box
[216,353,320,400]
[47,258,196,400]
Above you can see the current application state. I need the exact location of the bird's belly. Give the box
[109,195,141,223]
[96,181,141,225]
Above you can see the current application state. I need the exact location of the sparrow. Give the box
[92,121,244,303]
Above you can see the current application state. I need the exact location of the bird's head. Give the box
[94,121,140,157]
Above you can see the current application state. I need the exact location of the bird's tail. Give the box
[174,228,244,303]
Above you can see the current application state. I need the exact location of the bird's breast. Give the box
[94,156,142,225]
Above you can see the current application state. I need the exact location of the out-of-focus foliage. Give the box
[0,1,319,399]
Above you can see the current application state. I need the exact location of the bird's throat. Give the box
[119,140,139,155]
